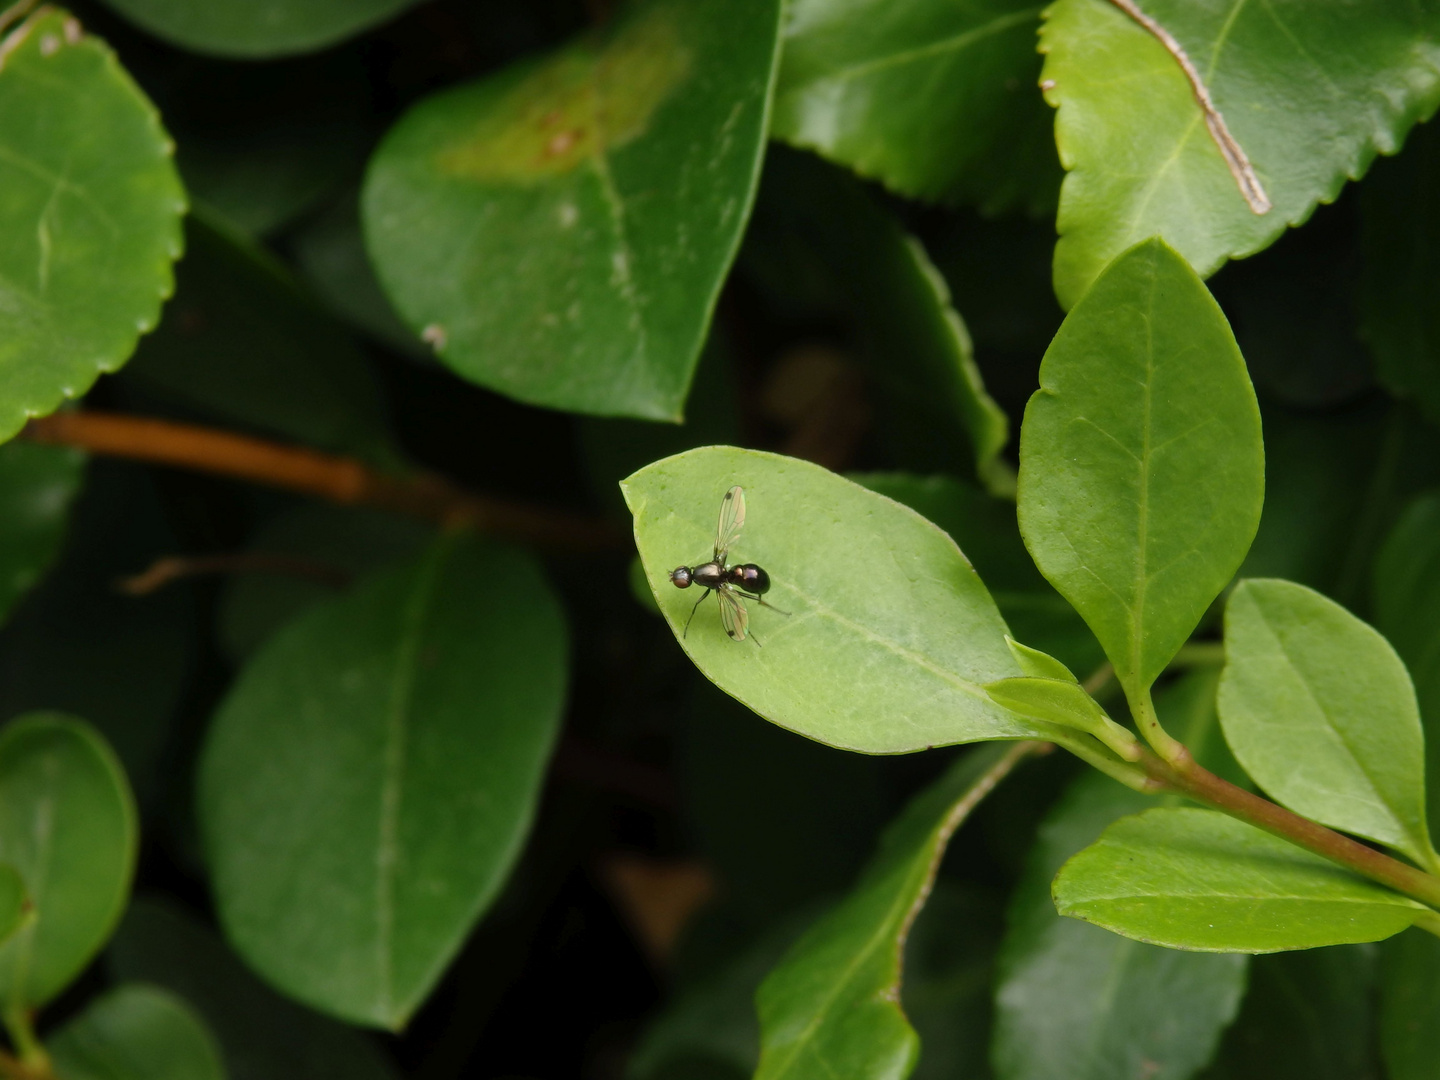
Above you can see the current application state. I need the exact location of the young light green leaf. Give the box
[623,447,1061,754]
[120,214,401,468]
[749,152,1010,489]
[755,743,1035,1080]
[109,897,400,1080]
[98,0,422,57]
[1005,637,1077,682]
[772,0,1058,215]
[993,669,1249,1080]
[198,535,567,1029]
[363,0,782,421]
[1040,0,1440,307]
[1361,119,1440,430]
[0,6,185,442]
[0,714,138,1010]
[1375,493,1440,840]
[0,442,85,626]
[0,866,25,948]
[853,473,1103,675]
[50,984,225,1080]
[985,677,1138,760]
[1053,807,1427,952]
[1017,238,1264,696]
[1218,578,1438,871]
[1380,928,1440,1080]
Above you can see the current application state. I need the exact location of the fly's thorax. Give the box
[728,563,770,594]
[693,562,725,588]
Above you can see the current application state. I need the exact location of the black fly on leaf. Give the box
[669,486,789,645]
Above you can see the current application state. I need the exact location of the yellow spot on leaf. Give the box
[437,4,690,183]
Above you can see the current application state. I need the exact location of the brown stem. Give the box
[21,411,626,553]
[1140,746,1440,908]
[116,552,353,596]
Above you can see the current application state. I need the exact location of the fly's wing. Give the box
[717,587,749,641]
[715,486,745,563]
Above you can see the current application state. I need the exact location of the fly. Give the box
[669,486,789,645]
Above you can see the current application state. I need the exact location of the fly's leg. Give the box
[682,589,713,638]
[733,590,790,617]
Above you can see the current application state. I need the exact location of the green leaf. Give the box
[854,473,1103,675]
[0,441,85,627]
[0,866,25,947]
[1380,928,1440,1080]
[754,743,1034,1080]
[1361,118,1440,428]
[1053,807,1427,952]
[747,151,1010,489]
[1200,945,1378,1080]
[1374,493,1440,841]
[1017,238,1263,696]
[50,984,225,1080]
[362,0,782,421]
[1218,578,1438,870]
[0,6,186,442]
[772,0,1059,215]
[623,446,1058,754]
[985,676,1138,761]
[993,669,1249,1080]
[1040,0,1440,307]
[120,213,401,468]
[108,897,399,1080]
[98,0,422,57]
[0,713,137,1010]
[198,534,567,1029]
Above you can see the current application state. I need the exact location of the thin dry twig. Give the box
[1106,0,1272,214]
[116,552,354,596]
[22,411,626,553]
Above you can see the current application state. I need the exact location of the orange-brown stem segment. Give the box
[22,411,625,553]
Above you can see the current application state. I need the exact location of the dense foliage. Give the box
[1,0,1439,1077]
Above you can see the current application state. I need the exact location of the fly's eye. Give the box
[670,567,692,588]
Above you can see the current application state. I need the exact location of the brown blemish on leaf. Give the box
[437,3,690,183]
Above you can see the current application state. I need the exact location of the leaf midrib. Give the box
[373,541,450,1021]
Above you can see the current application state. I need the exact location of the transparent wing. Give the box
[715,486,745,562]
[717,587,748,641]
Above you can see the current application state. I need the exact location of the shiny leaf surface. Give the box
[1018,238,1263,695]
[993,669,1249,1080]
[199,535,567,1028]
[1219,578,1437,869]
[363,0,782,420]
[1041,0,1440,307]
[773,0,1058,214]
[0,6,185,441]
[0,714,137,1010]
[1054,807,1426,952]
[624,447,1060,753]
